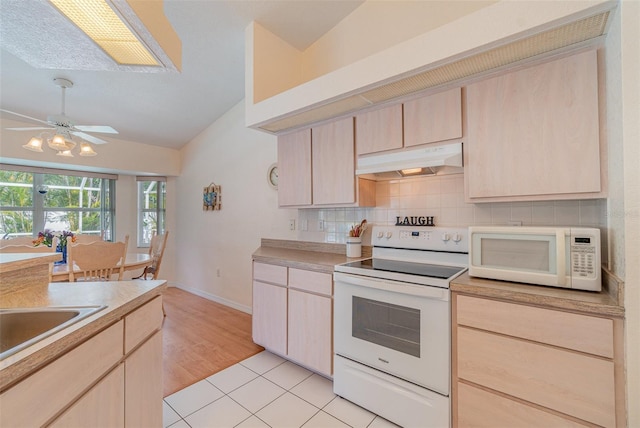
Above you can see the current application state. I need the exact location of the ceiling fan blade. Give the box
[1,109,51,126]
[74,125,118,134]
[71,131,109,145]
[6,127,54,131]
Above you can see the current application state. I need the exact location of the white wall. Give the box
[173,100,296,313]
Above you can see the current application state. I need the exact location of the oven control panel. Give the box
[372,226,469,252]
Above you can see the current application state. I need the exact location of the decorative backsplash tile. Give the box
[298,173,607,247]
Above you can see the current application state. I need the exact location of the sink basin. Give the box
[0,306,106,360]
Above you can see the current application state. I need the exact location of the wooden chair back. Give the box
[73,234,103,244]
[68,235,129,282]
[0,236,40,248]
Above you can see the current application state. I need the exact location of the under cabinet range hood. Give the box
[356,142,463,179]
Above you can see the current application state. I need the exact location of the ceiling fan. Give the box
[1,77,118,146]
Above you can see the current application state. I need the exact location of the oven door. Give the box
[333,271,450,396]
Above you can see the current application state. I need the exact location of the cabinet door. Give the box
[465,50,601,201]
[355,104,403,155]
[278,129,312,207]
[312,117,356,205]
[404,87,462,147]
[125,331,163,427]
[288,289,333,377]
[50,364,125,428]
[252,280,287,355]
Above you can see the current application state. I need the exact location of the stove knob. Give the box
[441,232,450,242]
[452,233,462,243]
[376,231,384,239]
[385,231,393,239]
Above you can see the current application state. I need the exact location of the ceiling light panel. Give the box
[49,0,159,66]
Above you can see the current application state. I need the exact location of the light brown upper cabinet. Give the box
[277,128,312,207]
[465,50,604,202]
[313,117,358,205]
[403,87,463,147]
[277,118,375,208]
[355,104,403,155]
[355,88,463,156]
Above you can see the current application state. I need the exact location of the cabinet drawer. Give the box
[124,296,164,354]
[458,326,615,427]
[289,268,332,296]
[456,295,613,358]
[253,262,288,286]
[0,321,124,427]
[457,382,588,427]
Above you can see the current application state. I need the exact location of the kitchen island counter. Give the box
[252,238,370,274]
[0,278,167,392]
[451,270,624,318]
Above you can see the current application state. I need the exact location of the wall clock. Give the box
[267,163,278,189]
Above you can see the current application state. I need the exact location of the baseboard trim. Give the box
[169,283,252,314]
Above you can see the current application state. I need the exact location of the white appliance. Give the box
[469,226,601,291]
[334,225,468,428]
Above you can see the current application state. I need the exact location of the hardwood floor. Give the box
[161,287,263,397]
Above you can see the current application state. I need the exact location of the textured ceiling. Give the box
[0,0,364,149]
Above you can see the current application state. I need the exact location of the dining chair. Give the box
[134,231,169,280]
[67,235,129,282]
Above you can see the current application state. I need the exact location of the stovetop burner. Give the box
[341,258,466,280]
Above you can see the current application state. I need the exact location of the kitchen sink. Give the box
[0,305,106,360]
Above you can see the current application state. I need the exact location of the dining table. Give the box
[51,253,152,282]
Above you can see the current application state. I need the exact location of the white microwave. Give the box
[469,226,601,291]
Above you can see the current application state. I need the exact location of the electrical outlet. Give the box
[318,220,324,231]
[289,219,296,230]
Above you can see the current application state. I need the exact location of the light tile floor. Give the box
[163,351,400,428]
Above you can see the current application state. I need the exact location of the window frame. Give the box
[137,177,166,248]
[0,164,117,239]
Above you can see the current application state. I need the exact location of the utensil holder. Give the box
[346,236,362,258]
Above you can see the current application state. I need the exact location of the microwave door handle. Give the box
[556,230,566,286]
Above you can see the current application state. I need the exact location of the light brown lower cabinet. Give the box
[0,296,164,427]
[452,293,625,428]
[252,261,333,377]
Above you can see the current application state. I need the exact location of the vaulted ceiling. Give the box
[0,0,363,149]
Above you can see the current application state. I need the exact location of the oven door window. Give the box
[352,296,420,357]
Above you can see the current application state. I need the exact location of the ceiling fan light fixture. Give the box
[79,142,98,157]
[22,136,44,152]
[48,133,69,151]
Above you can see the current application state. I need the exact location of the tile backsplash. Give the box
[297,173,607,247]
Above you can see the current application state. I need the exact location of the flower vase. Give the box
[55,244,67,265]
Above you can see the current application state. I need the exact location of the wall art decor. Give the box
[203,182,221,211]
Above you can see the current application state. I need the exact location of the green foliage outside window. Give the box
[0,169,114,238]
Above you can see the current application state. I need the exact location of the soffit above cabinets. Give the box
[255,8,612,134]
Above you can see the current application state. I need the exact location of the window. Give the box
[0,165,116,239]
[137,177,166,247]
